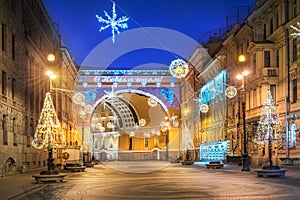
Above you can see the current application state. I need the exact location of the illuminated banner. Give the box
[93,76,164,83]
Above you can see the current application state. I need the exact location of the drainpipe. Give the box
[284,0,290,158]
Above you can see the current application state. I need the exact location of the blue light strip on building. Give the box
[199,70,226,105]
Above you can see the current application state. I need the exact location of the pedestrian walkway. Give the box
[1,161,300,200]
[0,169,45,200]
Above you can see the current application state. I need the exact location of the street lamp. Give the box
[91,114,99,160]
[236,63,250,171]
[45,54,57,173]
[160,118,171,160]
[73,92,93,163]
[32,54,62,176]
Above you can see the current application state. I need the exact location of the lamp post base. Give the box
[181,150,194,165]
[241,154,250,171]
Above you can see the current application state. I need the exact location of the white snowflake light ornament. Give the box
[95,1,129,43]
[290,22,300,38]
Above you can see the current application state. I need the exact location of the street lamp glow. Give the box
[238,54,246,62]
[236,74,243,80]
[236,70,249,80]
[242,70,249,77]
[46,71,56,80]
[47,54,55,62]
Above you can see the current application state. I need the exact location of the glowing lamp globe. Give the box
[47,54,55,62]
[129,131,135,137]
[238,54,246,62]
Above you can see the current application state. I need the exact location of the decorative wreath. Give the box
[62,152,70,160]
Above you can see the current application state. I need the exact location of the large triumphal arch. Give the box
[73,67,182,162]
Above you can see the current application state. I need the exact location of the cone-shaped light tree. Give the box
[254,90,283,169]
[180,125,194,163]
[32,92,61,173]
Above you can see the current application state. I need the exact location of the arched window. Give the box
[13,118,17,146]
[2,115,8,145]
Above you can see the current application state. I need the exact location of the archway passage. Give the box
[74,68,181,161]
[4,157,16,175]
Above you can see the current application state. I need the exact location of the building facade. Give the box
[191,0,300,166]
[0,0,78,176]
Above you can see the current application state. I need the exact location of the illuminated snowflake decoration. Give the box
[225,86,237,99]
[73,92,85,105]
[95,1,129,43]
[290,22,300,38]
[199,104,209,113]
[169,59,189,78]
[148,97,158,107]
[139,118,146,127]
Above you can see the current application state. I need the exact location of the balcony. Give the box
[262,67,278,77]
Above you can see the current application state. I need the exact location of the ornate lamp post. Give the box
[237,55,250,171]
[91,114,99,160]
[73,92,93,164]
[160,118,171,160]
[32,54,62,176]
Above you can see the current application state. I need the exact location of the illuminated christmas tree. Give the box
[180,125,194,164]
[32,92,61,173]
[255,90,282,169]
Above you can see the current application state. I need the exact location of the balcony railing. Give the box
[262,67,278,77]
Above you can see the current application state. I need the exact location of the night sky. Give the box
[43,0,255,69]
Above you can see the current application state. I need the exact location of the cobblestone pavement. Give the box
[1,161,300,200]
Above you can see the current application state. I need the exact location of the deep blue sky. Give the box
[43,0,255,68]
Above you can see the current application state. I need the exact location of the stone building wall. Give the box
[0,0,78,176]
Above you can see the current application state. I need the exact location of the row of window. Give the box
[251,42,297,73]
[262,0,298,40]
[1,70,16,100]
[2,115,18,146]
[1,24,15,60]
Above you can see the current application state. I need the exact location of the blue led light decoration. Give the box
[199,70,227,112]
[160,88,175,105]
[95,1,129,43]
